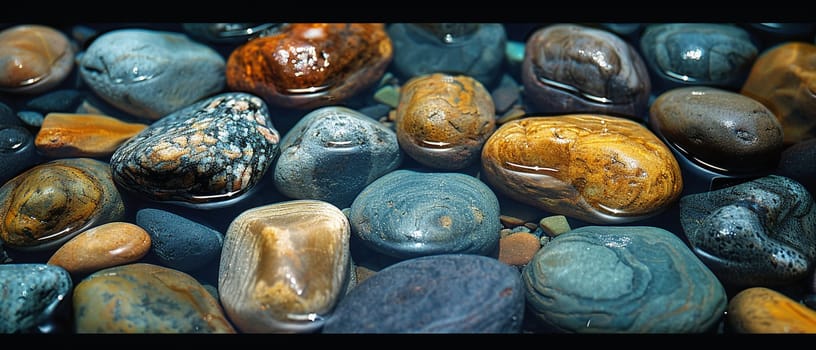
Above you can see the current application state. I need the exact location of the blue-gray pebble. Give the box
[79,28,225,120]
[274,106,402,209]
[16,111,43,127]
[322,254,524,333]
[0,264,72,333]
[640,23,758,92]
[349,169,501,260]
[680,175,816,287]
[0,125,39,185]
[24,89,84,113]
[523,226,726,333]
[136,208,223,273]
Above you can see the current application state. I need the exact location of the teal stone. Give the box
[0,264,72,333]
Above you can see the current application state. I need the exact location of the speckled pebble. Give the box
[322,254,525,333]
[47,222,151,276]
[498,233,541,267]
[136,208,223,273]
[0,125,39,185]
[0,264,72,333]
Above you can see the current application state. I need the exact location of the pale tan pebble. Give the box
[539,215,571,236]
[47,222,151,275]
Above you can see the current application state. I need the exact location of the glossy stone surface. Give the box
[649,86,783,173]
[183,23,279,44]
[523,226,726,333]
[79,28,226,120]
[521,24,651,119]
[219,200,351,333]
[274,106,402,209]
[73,263,236,333]
[0,264,72,333]
[728,287,816,333]
[322,254,525,333]
[349,169,501,259]
[136,208,223,273]
[0,125,39,185]
[680,175,816,287]
[0,25,75,95]
[110,92,280,207]
[226,23,393,110]
[388,23,507,87]
[0,158,125,251]
[639,23,758,92]
[776,138,816,195]
[481,114,683,224]
[47,222,151,276]
[34,113,148,158]
[395,73,496,170]
[741,42,816,145]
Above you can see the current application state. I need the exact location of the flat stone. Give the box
[538,215,571,236]
[34,113,148,158]
[47,222,151,276]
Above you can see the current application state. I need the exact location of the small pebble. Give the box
[538,215,571,236]
[498,232,541,267]
[17,110,43,127]
[47,222,151,276]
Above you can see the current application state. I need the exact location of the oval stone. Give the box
[521,24,651,119]
[649,86,783,173]
[0,158,125,251]
[481,114,683,224]
[136,208,223,273]
[349,169,501,260]
[0,125,39,185]
[728,287,816,333]
[110,92,280,208]
[639,23,758,92]
[777,138,816,195]
[523,226,726,333]
[79,28,226,120]
[679,175,816,287]
[0,25,75,95]
[323,254,524,333]
[273,106,402,209]
[226,23,393,110]
[741,42,816,145]
[47,222,151,276]
[395,73,496,170]
[219,200,351,333]
[34,113,148,158]
[73,263,236,333]
[0,264,72,333]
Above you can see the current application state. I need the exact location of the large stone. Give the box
[728,287,816,333]
[0,25,75,95]
[0,264,72,333]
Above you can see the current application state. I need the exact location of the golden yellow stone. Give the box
[47,222,151,275]
[35,113,148,158]
[728,287,816,333]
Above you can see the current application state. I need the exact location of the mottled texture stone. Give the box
[395,73,496,170]
[0,125,39,185]
[0,158,125,251]
[73,263,235,333]
[0,264,72,333]
[79,28,226,120]
[481,114,683,224]
[226,23,393,110]
[521,24,651,120]
[0,25,75,95]
[349,169,501,259]
[110,92,280,208]
[34,113,148,158]
[274,106,402,209]
[219,200,351,333]
[523,226,726,333]
[680,175,816,287]
[47,222,151,276]
[728,287,816,333]
[650,86,783,173]
[388,23,507,88]
[640,23,758,92]
[741,42,816,145]
[136,208,222,273]
[323,254,525,333]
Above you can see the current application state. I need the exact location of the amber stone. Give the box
[0,158,125,251]
[47,222,151,276]
[34,113,148,158]
[0,25,75,94]
[741,42,816,145]
[395,73,496,169]
[219,200,351,333]
[225,23,393,110]
[481,114,683,224]
[728,287,816,333]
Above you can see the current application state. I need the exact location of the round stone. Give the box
[0,25,75,95]
[47,222,151,276]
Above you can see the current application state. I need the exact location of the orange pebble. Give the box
[48,222,151,275]
[728,287,816,333]
[498,233,541,266]
[35,113,148,158]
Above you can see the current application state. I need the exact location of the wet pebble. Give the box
[34,113,148,158]
[523,225,726,333]
[0,25,76,95]
[274,106,402,209]
[47,222,151,276]
[0,263,72,333]
[322,254,525,333]
[349,169,501,260]
[0,125,39,185]
[728,287,816,333]
[79,28,225,120]
[135,208,222,273]
[73,263,236,333]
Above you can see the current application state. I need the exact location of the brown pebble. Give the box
[498,232,541,266]
[47,222,151,275]
[35,113,148,158]
[0,24,76,94]
[500,214,527,228]
[728,287,816,333]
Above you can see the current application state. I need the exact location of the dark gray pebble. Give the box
[136,208,224,273]
[0,264,72,333]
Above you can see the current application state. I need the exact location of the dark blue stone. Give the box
[0,101,21,126]
[17,110,43,128]
[322,254,524,333]
[136,208,224,273]
[0,264,72,333]
[0,125,40,185]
